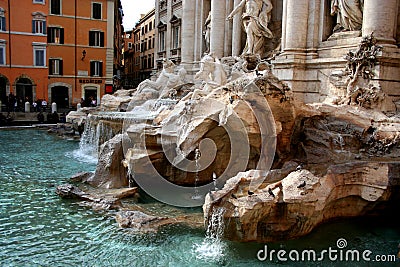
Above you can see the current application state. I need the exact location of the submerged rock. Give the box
[55,183,139,210]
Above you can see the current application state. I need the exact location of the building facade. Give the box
[154,0,400,111]
[123,8,155,88]
[0,0,48,110]
[0,0,123,110]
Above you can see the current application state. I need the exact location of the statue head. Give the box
[162,58,176,72]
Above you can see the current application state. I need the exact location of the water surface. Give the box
[0,129,399,266]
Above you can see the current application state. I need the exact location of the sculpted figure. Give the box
[331,0,363,32]
[204,11,212,54]
[182,55,227,101]
[136,58,185,98]
[227,0,273,57]
[195,55,227,88]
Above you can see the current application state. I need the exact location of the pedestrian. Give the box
[41,99,47,112]
[32,101,37,112]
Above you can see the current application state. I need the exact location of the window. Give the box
[172,25,180,49]
[159,31,165,51]
[33,0,45,4]
[89,31,104,47]
[32,19,46,34]
[33,46,46,66]
[47,27,64,44]
[50,0,61,15]
[90,61,103,76]
[0,43,5,65]
[92,3,102,19]
[128,42,132,49]
[149,21,152,31]
[0,8,5,31]
[148,39,151,50]
[49,58,63,75]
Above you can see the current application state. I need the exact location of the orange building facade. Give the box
[0,0,122,111]
[0,0,48,110]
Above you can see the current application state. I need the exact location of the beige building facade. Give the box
[155,0,400,111]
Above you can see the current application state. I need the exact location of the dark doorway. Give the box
[84,88,97,107]
[16,78,33,102]
[51,86,69,108]
[0,76,7,111]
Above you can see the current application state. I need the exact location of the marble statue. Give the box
[135,58,186,98]
[182,54,227,101]
[331,0,363,32]
[227,0,273,57]
[204,11,211,54]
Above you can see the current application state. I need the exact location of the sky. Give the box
[120,0,156,31]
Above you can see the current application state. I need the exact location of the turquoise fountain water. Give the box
[0,129,399,266]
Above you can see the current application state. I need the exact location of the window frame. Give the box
[0,8,6,32]
[92,2,102,20]
[172,25,180,49]
[48,27,64,44]
[49,58,63,75]
[33,19,46,34]
[0,43,6,65]
[89,30,104,47]
[50,0,62,15]
[159,30,165,52]
[33,46,46,67]
[90,61,103,77]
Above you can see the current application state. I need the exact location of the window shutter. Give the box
[89,31,94,46]
[49,59,52,74]
[1,17,5,31]
[100,32,104,47]
[99,62,103,77]
[59,59,63,75]
[60,28,64,44]
[90,61,94,76]
[32,20,36,33]
[47,27,52,42]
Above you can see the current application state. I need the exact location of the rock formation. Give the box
[64,44,400,242]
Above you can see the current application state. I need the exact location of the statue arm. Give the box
[227,0,245,20]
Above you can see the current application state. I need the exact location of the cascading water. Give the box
[191,148,202,200]
[193,207,226,262]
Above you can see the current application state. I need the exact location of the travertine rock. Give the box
[203,162,400,242]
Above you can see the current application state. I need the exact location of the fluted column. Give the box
[210,0,226,58]
[362,0,398,45]
[181,0,196,64]
[231,0,242,56]
[283,0,309,53]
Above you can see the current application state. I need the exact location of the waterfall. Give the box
[76,113,123,163]
[193,207,226,262]
[191,148,202,200]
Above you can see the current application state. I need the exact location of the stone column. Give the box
[210,0,226,58]
[181,0,196,64]
[231,0,242,56]
[362,0,398,45]
[283,0,309,53]
[224,0,233,56]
